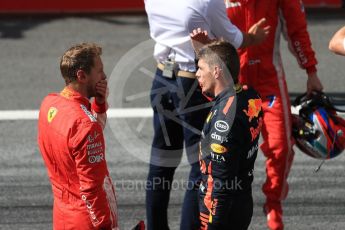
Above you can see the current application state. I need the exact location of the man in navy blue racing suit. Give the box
[192,38,263,230]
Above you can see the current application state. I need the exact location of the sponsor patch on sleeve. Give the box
[80,104,97,122]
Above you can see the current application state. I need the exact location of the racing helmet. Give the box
[292,91,345,159]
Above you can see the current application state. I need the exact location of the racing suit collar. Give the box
[214,84,242,103]
[60,86,91,109]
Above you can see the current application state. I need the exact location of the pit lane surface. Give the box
[0,11,345,230]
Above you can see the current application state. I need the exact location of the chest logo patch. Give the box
[210,143,228,154]
[214,120,229,132]
[47,107,58,123]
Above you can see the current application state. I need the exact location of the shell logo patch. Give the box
[210,143,227,154]
[47,107,58,123]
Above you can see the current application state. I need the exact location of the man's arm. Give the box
[280,0,323,95]
[71,122,118,229]
[92,79,108,129]
[329,26,345,56]
[206,0,269,49]
[190,20,269,55]
[240,18,270,48]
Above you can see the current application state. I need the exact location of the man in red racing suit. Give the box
[226,0,323,229]
[38,43,118,230]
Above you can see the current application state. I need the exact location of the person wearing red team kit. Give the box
[38,43,118,230]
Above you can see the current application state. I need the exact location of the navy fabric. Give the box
[146,68,210,230]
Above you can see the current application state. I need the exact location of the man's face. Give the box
[196,58,215,97]
[85,55,106,98]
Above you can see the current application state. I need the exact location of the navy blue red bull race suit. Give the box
[199,85,263,230]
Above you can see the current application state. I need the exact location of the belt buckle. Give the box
[162,60,177,78]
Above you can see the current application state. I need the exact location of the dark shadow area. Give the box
[0,16,54,39]
[90,15,148,26]
[0,14,148,39]
[306,8,345,20]
[290,92,345,105]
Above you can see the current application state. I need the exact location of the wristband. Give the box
[92,100,107,114]
[306,66,317,75]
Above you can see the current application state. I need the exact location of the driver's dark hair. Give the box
[197,39,240,83]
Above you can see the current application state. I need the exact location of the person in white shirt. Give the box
[329,26,345,56]
[144,0,269,229]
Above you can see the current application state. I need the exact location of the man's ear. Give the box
[76,69,87,83]
[214,65,222,79]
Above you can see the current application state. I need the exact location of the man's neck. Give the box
[214,78,231,97]
[67,83,88,99]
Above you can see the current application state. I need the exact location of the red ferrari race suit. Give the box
[199,85,263,230]
[226,0,318,229]
[38,87,118,230]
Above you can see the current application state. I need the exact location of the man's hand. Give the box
[329,26,345,56]
[190,28,213,54]
[241,18,270,48]
[306,72,323,96]
[95,79,108,104]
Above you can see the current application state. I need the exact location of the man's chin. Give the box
[203,90,215,99]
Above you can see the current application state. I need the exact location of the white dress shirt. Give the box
[144,0,243,72]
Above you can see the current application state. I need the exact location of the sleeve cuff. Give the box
[91,100,107,114]
[306,66,317,75]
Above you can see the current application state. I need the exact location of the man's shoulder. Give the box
[237,86,261,104]
[236,86,263,122]
[40,94,97,125]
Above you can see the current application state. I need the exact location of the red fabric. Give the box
[303,0,341,7]
[226,0,310,209]
[92,99,108,114]
[38,87,118,230]
[226,0,318,93]
[0,0,144,13]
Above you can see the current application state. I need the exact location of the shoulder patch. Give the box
[206,111,212,123]
[243,99,262,122]
[223,96,234,115]
[80,104,97,122]
[47,107,58,123]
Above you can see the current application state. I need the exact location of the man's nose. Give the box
[195,70,200,79]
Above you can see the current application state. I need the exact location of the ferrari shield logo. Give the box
[47,107,58,123]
